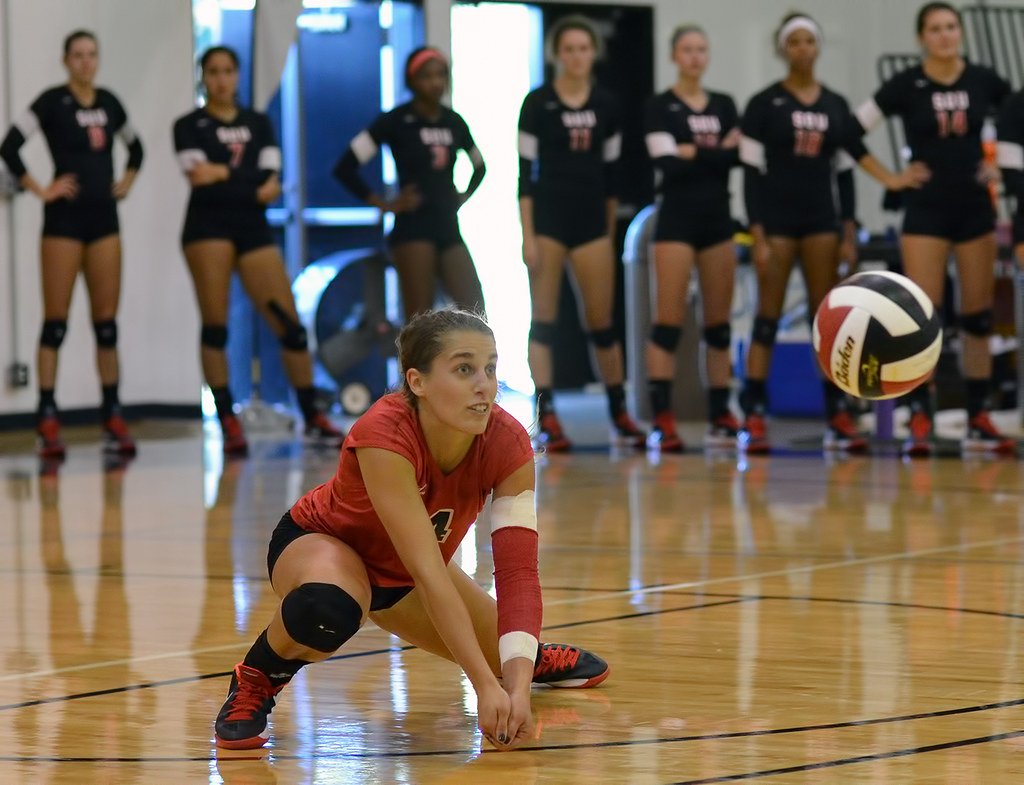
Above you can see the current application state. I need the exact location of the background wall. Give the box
[4,0,1024,418]
[0,0,198,418]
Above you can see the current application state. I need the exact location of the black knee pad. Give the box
[751,316,779,348]
[703,322,731,350]
[649,323,682,352]
[201,324,228,349]
[960,309,993,338]
[39,319,67,349]
[93,319,117,348]
[267,300,308,351]
[588,327,617,349]
[281,582,362,654]
[529,321,557,346]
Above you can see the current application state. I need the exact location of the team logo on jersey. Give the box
[419,127,453,146]
[561,110,597,129]
[216,126,252,144]
[688,115,721,134]
[791,111,829,132]
[932,90,969,137]
[792,111,827,157]
[931,90,969,111]
[76,109,109,151]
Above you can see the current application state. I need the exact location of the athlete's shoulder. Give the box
[965,62,1001,81]
[31,85,69,113]
[173,107,206,128]
[590,82,616,105]
[746,82,783,106]
[707,90,738,112]
[95,87,123,105]
[484,404,532,448]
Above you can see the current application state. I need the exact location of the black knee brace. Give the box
[960,309,993,338]
[529,321,557,346]
[649,323,682,352]
[703,322,731,350]
[268,300,308,351]
[201,324,228,349]
[93,319,117,348]
[751,316,779,348]
[40,319,67,349]
[281,582,362,654]
[588,327,617,349]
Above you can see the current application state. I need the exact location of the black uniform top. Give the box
[740,82,865,225]
[0,85,143,205]
[333,102,479,214]
[859,63,1010,194]
[997,89,1024,209]
[173,107,280,212]
[644,89,739,206]
[517,83,620,200]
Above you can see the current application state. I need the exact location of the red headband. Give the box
[407,48,447,79]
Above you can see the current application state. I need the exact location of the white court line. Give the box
[3,533,1023,685]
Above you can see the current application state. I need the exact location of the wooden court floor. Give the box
[3,425,1024,783]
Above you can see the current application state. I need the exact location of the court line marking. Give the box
[543,532,1024,608]
[2,532,1021,684]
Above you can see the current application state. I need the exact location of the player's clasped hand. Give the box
[43,173,78,202]
[887,160,931,191]
[187,161,228,187]
[388,184,422,213]
[256,173,281,204]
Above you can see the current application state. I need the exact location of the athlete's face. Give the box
[408,331,498,436]
[782,28,818,71]
[919,9,962,60]
[410,59,449,104]
[203,54,239,106]
[63,37,98,85]
[672,32,708,79]
[556,29,596,80]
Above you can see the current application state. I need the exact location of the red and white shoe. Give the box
[532,643,609,689]
[823,411,869,454]
[902,410,934,458]
[647,411,684,453]
[102,414,137,456]
[221,415,249,458]
[706,412,742,450]
[536,413,572,453]
[214,664,284,750]
[611,412,646,450]
[37,415,66,460]
[962,411,1016,455]
[739,413,770,454]
[304,412,345,448]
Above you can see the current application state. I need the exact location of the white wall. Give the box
[0,0,199,417]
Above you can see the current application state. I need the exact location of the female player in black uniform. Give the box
[518,15,645,452]
[644,25,740,453]
[173,47,343,456]
[0,30,142,459]
[334,47,486,322]
[858,2,1013,456]
[998,82,1024,321]
[738,13,925,454]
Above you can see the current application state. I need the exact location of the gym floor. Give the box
[2,401,1024,784]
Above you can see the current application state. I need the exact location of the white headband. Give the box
[777,17,822,52]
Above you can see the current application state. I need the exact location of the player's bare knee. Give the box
[281,582,363,654]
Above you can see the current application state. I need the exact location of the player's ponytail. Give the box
[397,307,494,407]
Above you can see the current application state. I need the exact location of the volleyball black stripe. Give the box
[836,273,931,327]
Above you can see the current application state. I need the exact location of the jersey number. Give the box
[228,142,246,168]
[430,509,454,544]
[936,110,968,138]
[569,127,592,152]
[793,129,824,157]
[693,133,719,148]
[86,126,106,151]
[430,145,449,170]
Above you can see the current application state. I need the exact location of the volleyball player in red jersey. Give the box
[0,31,142,459]
[174,47,344,456]
[213,308,609,751]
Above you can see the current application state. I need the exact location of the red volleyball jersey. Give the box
[290,393,534,587]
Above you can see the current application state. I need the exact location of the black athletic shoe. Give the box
[532,643,610,688]
[214,664,284,749]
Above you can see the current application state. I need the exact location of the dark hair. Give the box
[63,30,97,57]
[670,24,706,53]
[546,15,604,63]
[398,308,494,406]
[403,46,448,90]
[916,2,962,34]
[773,11,822,55]
[200,45,240,73]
